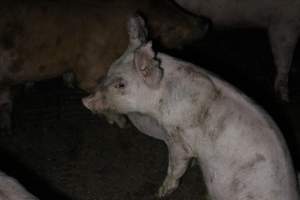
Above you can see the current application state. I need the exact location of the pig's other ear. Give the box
[134,41,163,88]
[127,14,148,49]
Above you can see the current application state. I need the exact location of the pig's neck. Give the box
[143,53,215,126]
[130,85,164,118]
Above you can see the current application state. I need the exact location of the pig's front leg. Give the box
[158,130,193,197]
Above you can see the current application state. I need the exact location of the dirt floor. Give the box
[1,29,300,200]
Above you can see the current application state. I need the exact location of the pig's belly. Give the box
[127,113,167,141]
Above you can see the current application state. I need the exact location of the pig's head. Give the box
[82,15,163,115]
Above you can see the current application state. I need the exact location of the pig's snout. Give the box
[82,95,99,113]
[82,95,94,110]
[82,92,107,113]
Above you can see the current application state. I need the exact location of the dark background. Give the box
[1,1,300,200]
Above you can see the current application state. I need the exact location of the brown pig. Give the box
[0,0,206,133]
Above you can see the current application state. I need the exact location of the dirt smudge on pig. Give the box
[240,153,266,172]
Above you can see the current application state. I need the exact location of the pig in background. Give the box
[174,0,300,102]
[82,15,300,199]
[0,0,206,134]
[0,170,38,200]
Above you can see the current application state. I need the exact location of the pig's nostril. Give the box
[82,97,92,109]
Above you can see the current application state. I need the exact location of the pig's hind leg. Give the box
[268,24,299,101]
[158,130,193,197]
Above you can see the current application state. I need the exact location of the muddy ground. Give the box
[1,22,300,200]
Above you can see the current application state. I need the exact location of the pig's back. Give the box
[199,63,300,200]
[212,77,299,199]
[175,0,300,28]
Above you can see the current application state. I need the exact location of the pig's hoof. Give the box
[157,177,178,198]
[276,87,289,102]
[280,90,289,102]
[275,79,289,102]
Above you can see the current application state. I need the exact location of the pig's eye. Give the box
[114,81,126,89]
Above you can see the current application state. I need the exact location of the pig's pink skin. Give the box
[0,171,39,200]
[83,15,300,199]
[174,0,300,101]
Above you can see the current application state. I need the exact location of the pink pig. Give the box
[83,15,299,199]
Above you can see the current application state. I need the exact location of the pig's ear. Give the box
[127,14,148,49]
[134,41,163,88]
